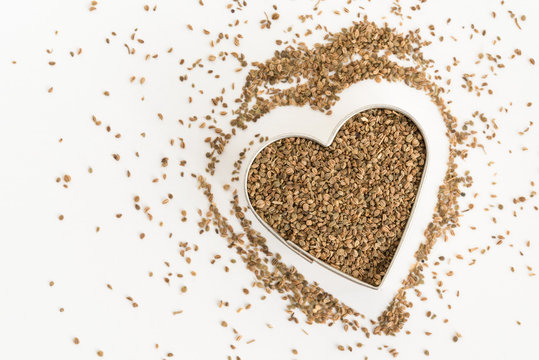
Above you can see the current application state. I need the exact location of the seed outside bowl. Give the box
[243,104,431,290]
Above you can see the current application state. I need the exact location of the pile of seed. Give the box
[200,17,468,335]
[247,108,426,286]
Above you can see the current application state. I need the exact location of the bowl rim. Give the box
[242,104,431,290]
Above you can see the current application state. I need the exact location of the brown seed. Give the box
[196,16,475,338]
[247,109,426,286]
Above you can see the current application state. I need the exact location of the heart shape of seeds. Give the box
[246,107,427,288]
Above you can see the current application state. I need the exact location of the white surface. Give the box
[1,1,538,359]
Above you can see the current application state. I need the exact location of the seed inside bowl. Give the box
[247,108,426,286]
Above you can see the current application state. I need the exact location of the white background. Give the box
[1,0,538,359]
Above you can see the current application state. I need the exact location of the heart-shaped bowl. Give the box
[243,104,430,290]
